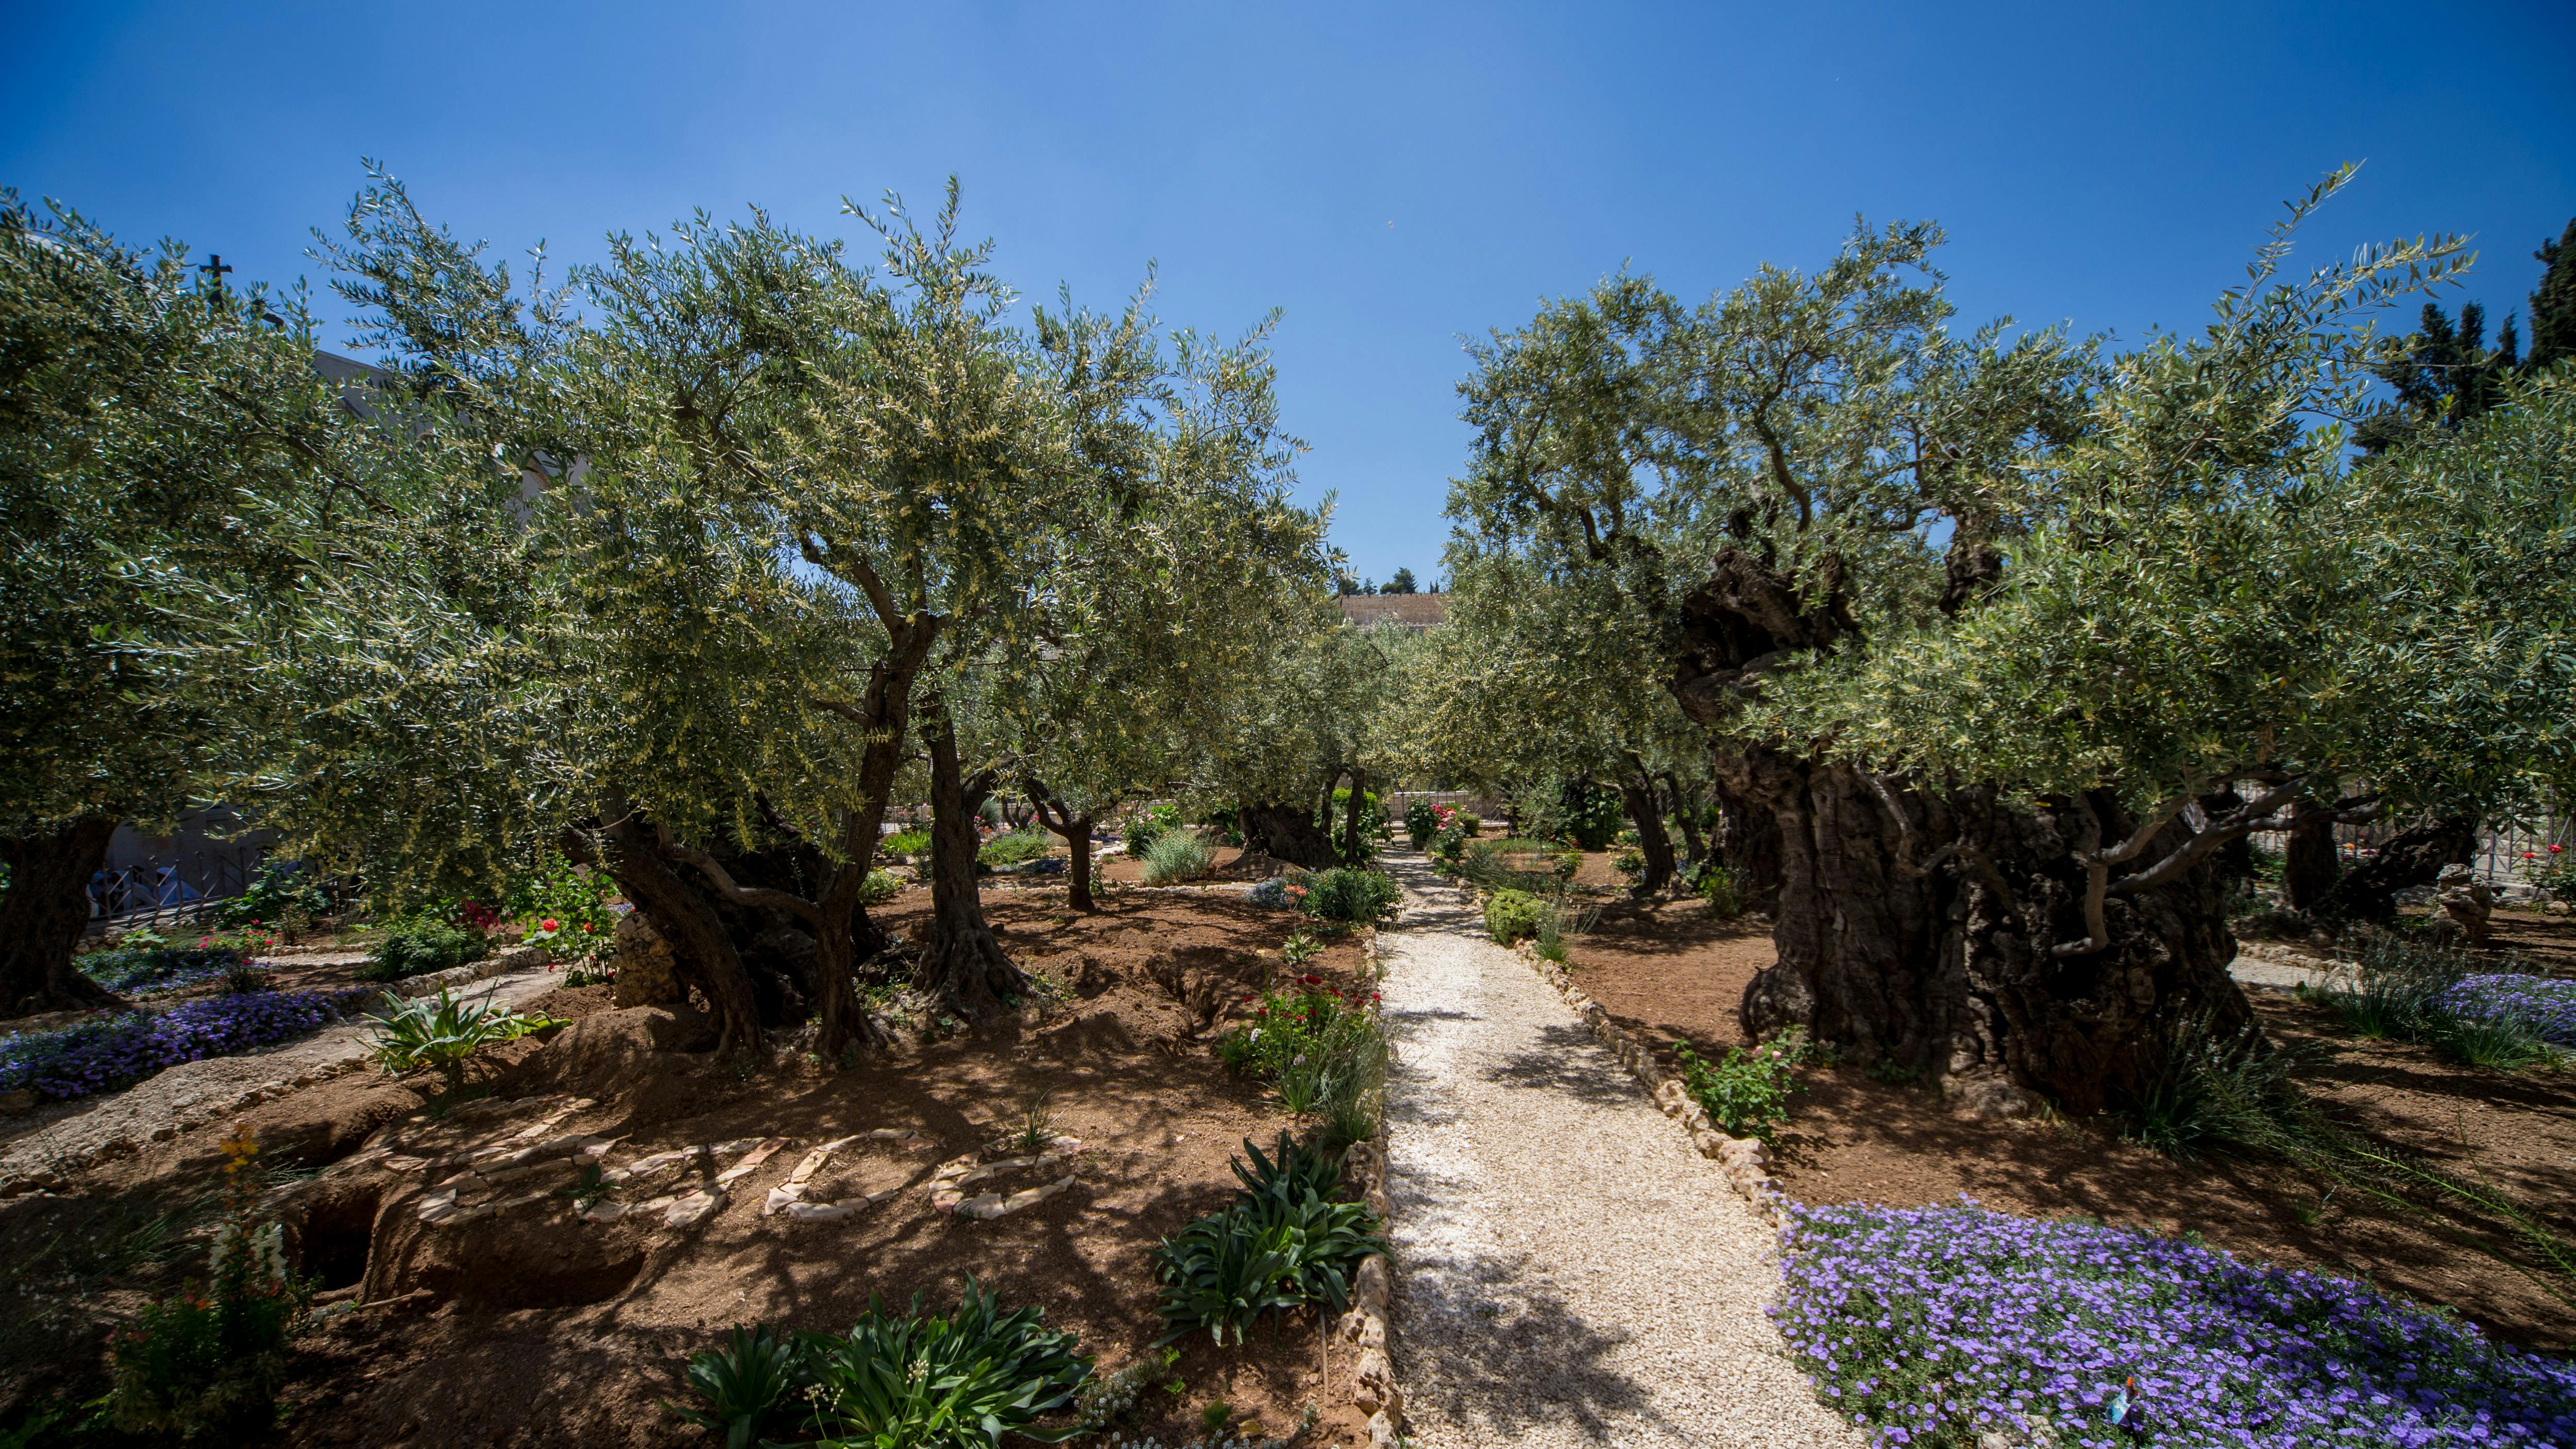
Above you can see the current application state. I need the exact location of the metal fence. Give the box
[2243,810,2569,891]
[87,847,263,930]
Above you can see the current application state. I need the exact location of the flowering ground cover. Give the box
[1774,1199,2576,1447]
[2442,974,2576,1046]
[0,986,383,1101]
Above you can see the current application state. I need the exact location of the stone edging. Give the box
[1339,925,1404,1449]
[1497,920,1788,1227]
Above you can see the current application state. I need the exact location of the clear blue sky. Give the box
[6,2,2570,585]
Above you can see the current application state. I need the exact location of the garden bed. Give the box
[1,885,1388,1448]
[1561,895,2576,1351]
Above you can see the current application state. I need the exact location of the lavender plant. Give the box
[1775,1199,2576,1447]
[0,987,381,1100]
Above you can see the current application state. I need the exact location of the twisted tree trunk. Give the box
[916,718,1027,1017]
[1341,767,1371,866]
[590,813,765,1060]
[1238,799,1339,868]
[0,816,122,1019]
[1617,769,1676,897]
[1671,545,2252,1115]
[2281,808,2341,913]
[2323,814,2478,922]
[1026,780,1100,913]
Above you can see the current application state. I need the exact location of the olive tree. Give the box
[0,194,378,1015]
[1452,169,2501,1112]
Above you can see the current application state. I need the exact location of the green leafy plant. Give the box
[1403,799,1438,850]
[557,1164,620,1213]
[979,825,1055,870]
[883,828,931,858]
[1153,1138,1384,1346]
[795,1280,1092,1447]
[1675,1027,1815,1142]
[1279,929,1323,970]
[1299,867,1397,924]
[1483,889,1546,945]
[1694,862,1747,920]
[357,917,490,982]
[1141,828,1215,884]
[502,852,617,953]
[108,1124,309,1441]
[1003,1086,1059,1156]
[364,989,558,1096]
[1613,845,1647,877]
[1217,991,1388,1144]
[1532,895,1600,965]
[671,1324,812,1449]
[1123,804,1181,858]
[857,868,905,905]
[215,861,331,930]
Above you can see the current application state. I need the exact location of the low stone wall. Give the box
[1339,926,1404,1448]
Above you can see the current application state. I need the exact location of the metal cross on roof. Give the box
[198,253,233,289]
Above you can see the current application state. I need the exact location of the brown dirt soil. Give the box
[3,888,1382,1447]
[1562,895,2576,1350]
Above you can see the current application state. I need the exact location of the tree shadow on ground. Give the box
[1396,1254,1674,1442]
[1476,1022,1649,1106]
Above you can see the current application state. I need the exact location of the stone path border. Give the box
[1337,926,1403,1449]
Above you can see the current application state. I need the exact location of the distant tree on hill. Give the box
[2531,217,2576,373]
[2358,215,2576,452]
[1384,567,1418,593]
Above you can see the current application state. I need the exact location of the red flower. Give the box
[541,917,559,932]
[1301,974,1323,985]
[2526,851,2540,859]
[2553,844,2566,854]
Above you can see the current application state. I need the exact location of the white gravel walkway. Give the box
[1377,855,1862,1448]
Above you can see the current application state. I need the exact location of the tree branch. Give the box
[653,823,824,925]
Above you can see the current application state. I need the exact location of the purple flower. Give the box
[0,987,381,1100]
[1775,1199,2576,1447]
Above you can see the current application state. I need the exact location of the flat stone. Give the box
[664,1189,724,1229]
[781,1201,853,1221]
[578,1200,627,1223]
[713,1136,792,1188]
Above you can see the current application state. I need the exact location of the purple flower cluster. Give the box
[1773,1199,2576,1447]
[2441,974,2576,1046]
[0,986,382,1101]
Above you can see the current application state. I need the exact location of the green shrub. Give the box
[978,826,1054,870]
[2308,930,2551,1068]
[883,827,931,858]
[1456,813,1481,839]
[109,1125,308,1441]
[364,989,559,1096]
[797,1281,1091,1447]
[357,919,489,982]
[1613,846,1647,877]
[679,1284,1091,1449]
[1122,804,1180,857]
[1675,1027,1814,1142]
[1217,986,1387,1143]
[1484,889,1547,945]
[503,853,616,951]
[857,868,904,905]
[215,861,330,930]
[671,1324,808,1449]
[78,940,248,995]
[1141,829,1215,885]
[1300,867,1397,923]
[1403,799,1437,850]
[1533,895,1600,965]
[1153,1137,1384,1346]
[1696,862,1747,919]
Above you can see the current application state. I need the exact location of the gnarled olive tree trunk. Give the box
[1670,545,2250,1116]
[0,816,123,1018]
[916,718,1028,1018]
[1237,800,1339,868]
[1615,769,1676,897]
[2321,814,2478,922]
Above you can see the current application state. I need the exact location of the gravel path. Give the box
[0,966,565,1187]
[1377,856,1861,1449]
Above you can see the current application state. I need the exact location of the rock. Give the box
[663,1189,724,1229]
[1368,1410,1402,1448]
[2432,863,2496,947]
[1941,1071,2036,1120]
[611,913,683,1008]
[1351,1254,1391,1312]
